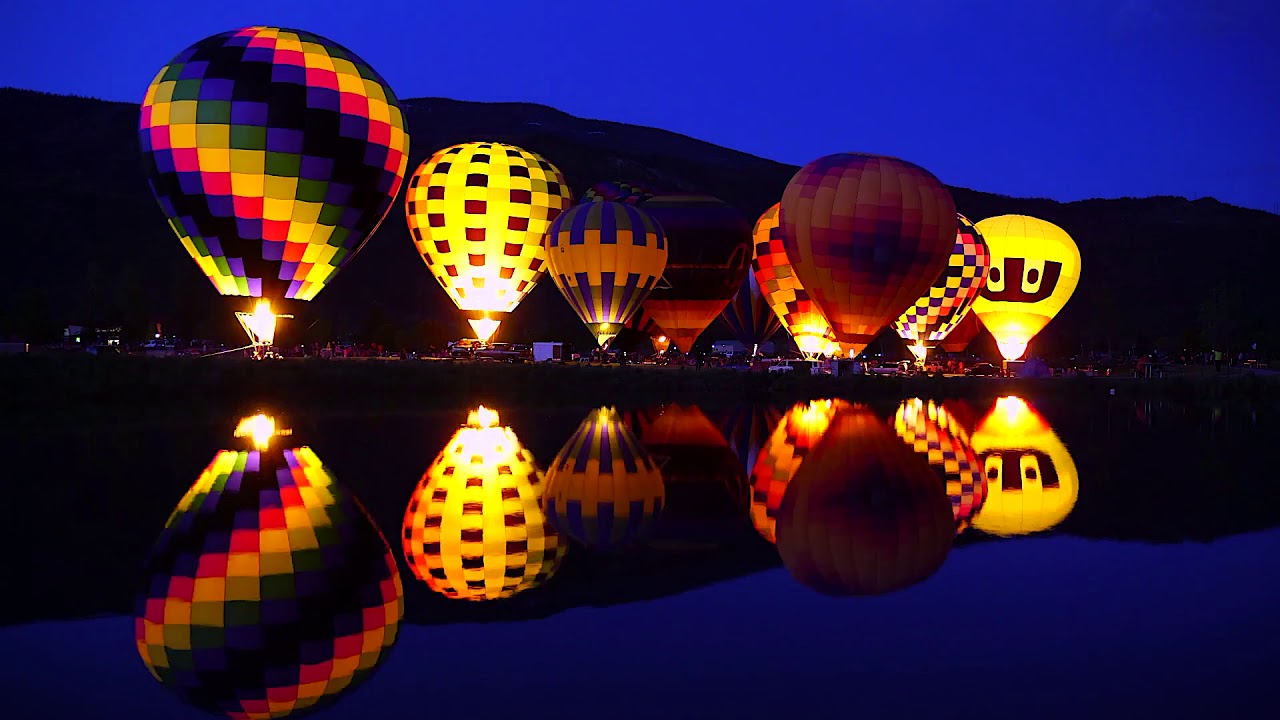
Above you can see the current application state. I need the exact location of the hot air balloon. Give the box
[893,398,986,533]
[969,396,1079,537]
[625,404,748,547]
[135,413,402,719]
[775,404,953,596]
[779,153,957,356]
[970,215,1081,361]
[940,311,984,354]
[402,406,566,600]
[893,214,991,366]
[719,273,782,354]
[545,201,668,348]
[543,407,665,551]
[751,202,838,359]
[405,142,572,343]
[625,307,671,354]
[637,195,752,354]
[139,27,409,356]
[748,399,848,544]
[580,180,664,205]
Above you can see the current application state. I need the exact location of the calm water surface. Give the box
[2,396,1277,719]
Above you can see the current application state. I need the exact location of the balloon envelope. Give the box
[940,311,984,353]
[970,215,1082,361]
[405,141,572,341]
[135,415,402,719]
[893,213,991,349]
[779,153,956,355]
[580,180,664,205]
[637,195,752,353]
[139,26,409,304]
[545,201,668,347]
[751,202,836,358]
[720,272,782,348]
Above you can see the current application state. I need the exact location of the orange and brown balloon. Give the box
[779,153,957,356]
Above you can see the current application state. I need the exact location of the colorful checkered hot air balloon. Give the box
[135,414,403,720]
[545,201,668,348]
[139,27,409,352]
[402,407,566,600]
[580,180,663,205]
[751,202,838,359]
[775,404,954,596]
[637,195,752,354]
[405,142,573,343]
[893,214,991,365]
[779,153,957,357]
[893,398,987,533]
[969,396,1080,537]
[719,272,782,352]
[971,215,1082,361]
[543,407,665,551]
[748,399,847,544]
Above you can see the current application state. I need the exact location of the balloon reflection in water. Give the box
[748,399,847,544]
[625,404,748,546]
[543,407,665,551]
[969,396,1080,537]
[776,405,953,596]
[135,414,402,720]
[714,404,785,482]
[402,406,566,600]
[893,399,987,533]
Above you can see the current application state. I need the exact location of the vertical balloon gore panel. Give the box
[720,272,782,348]
[139,26,409,304]
[779,153,957,354]
[971,215,1082,361]
[893,399,986,533]
[776,404,954,596]
[405,141,573,340]
[402,407,566,601]
[543,407,665,551]
[135,419,402,720]
[748,399,848,544]
[968,396,1080,537]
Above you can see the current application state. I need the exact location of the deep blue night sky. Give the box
[2,0,1277,211]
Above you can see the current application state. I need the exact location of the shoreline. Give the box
[4,354,1279,417]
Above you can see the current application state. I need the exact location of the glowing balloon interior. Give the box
[406,142,573,342]
[969,396,1080,536]
[135,414,403,720]
[543,406,665,550]
[140,27,409,305]
[971,215,1082,361]
[402,406,566,600]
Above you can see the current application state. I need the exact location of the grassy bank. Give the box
[4,354,1280,416]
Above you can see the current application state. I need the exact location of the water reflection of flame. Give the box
[748,399,848,544]
[135,415,402,719]
[401,407,566,600]
[969,396,1080,537]
[543,406,665,551]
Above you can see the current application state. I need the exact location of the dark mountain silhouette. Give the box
[2,87,1277,357]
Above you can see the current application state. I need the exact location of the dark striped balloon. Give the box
[543,407,665,551]
[720,272,782,349]
[546,201,668,347]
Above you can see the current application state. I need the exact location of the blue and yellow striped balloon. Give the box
[543,407,665,551]
[545,200,668,347]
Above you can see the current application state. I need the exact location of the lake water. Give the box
[2,396,1277,719]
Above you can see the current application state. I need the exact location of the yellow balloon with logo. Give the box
[970,215,1081,361]
[969,396,1079,536]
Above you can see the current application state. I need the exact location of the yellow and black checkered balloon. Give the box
[401,407,566,601]
[405,142,573,328]
[893,214,991,346]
